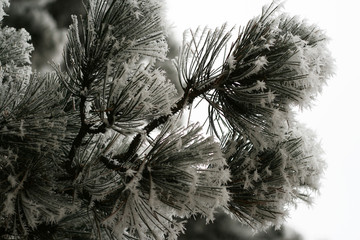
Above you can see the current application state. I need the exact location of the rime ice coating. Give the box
[0,0,332,239]
[0,0,8,22]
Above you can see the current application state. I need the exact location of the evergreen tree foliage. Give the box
[3,0,68,71]
[0,0,333,239]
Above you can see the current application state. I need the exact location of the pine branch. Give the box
[0,0,333,238]
[62,0,171,177]
[106,24,232,167]
[107,79,219,169]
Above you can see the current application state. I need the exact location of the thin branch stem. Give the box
[68,96,88,162]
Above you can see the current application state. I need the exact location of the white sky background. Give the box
[166,1,360,240]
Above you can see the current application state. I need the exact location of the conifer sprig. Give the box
[58,0,171,170]
[0,0,333,239]
[204,2,333,149]
[224,124,325,229]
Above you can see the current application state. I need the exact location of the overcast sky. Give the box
[167,1,360,239]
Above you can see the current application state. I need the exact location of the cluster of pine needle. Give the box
[0,0,333,239]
